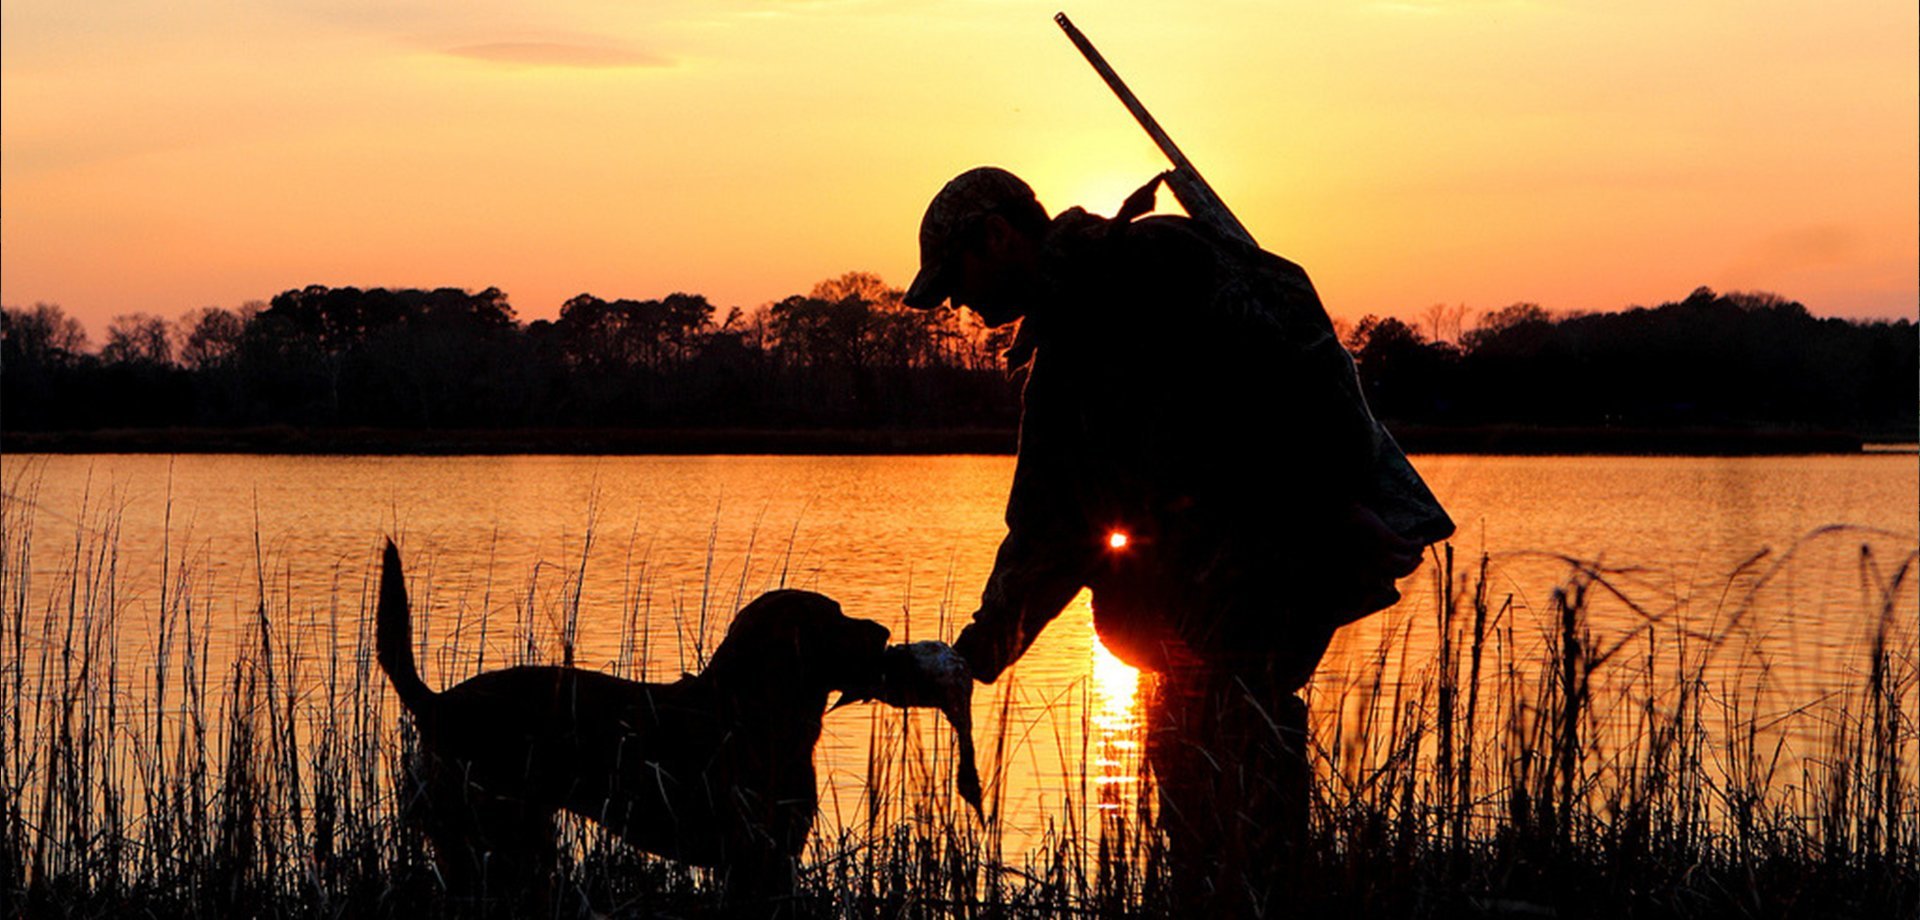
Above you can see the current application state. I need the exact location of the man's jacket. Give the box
[953,207,1453,680]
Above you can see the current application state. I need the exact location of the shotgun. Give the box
[1054,12,1257,248]
[1056,12,1460,550]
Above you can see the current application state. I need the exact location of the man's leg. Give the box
[1146,661,1312,917]
[1145,665,1222,908]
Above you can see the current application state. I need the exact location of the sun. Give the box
[1025,163,1171,219]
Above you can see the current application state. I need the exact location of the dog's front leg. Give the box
[715,845,800,918]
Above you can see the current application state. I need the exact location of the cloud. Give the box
[1745,225,1858,271]
[1368,0,1538,14]
[443,42,670,69]
[1719,224,1861,290]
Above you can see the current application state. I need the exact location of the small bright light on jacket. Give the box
[1107,530,1130,550]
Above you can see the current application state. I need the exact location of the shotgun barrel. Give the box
[1053,12,1256,247]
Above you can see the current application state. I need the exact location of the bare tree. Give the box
[1419,302,1469,346]
[177,304,255,369]
[102,313,175,366]
[2,302,90,366]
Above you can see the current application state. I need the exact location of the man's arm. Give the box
[952,527,1092,684]
[951,352,1099,683]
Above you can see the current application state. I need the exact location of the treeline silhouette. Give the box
[1,273,1018,434]
[1341,289,1915,439]
[3,279,1914,443]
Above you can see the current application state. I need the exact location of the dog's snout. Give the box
[853,621,891,668]
[831,619,892,696]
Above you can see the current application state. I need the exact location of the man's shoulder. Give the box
[1045,208,1210,250]
[1066,211,1333,344]
[1042,210,1219,291]
[1046,210,1307,279]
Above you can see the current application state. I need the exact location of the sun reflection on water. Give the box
[1089,636,1146,813]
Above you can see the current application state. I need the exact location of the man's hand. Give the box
[1311,502,1425,627]
[951,622,1001,684]
[1343,501,1424,581]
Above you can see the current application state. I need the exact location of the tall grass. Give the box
[1,476,1914,917]
[1302,540,1918,917]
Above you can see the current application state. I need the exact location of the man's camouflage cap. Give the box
[903,167,1041,310]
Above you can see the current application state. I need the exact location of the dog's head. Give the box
[707,589,891,697]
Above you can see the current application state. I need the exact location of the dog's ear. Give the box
[716,590,889,694]
[706,590,813,686]
[817,605,891,693]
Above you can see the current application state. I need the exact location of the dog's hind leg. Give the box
[420,759,562,917]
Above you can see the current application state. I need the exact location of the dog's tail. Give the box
[377,539,436,714]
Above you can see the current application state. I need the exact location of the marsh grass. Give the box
[1,476,1914,918]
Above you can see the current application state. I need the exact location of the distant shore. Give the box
[2,425,1906,456]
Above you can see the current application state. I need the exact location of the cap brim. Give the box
[903,263,951,310]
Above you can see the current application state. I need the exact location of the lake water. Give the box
[3,452,1915,853]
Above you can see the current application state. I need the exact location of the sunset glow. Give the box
[3,1,1914,335]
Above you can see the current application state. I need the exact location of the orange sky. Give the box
[3,1,1915,338]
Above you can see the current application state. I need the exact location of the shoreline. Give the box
[1,425,1902,456]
